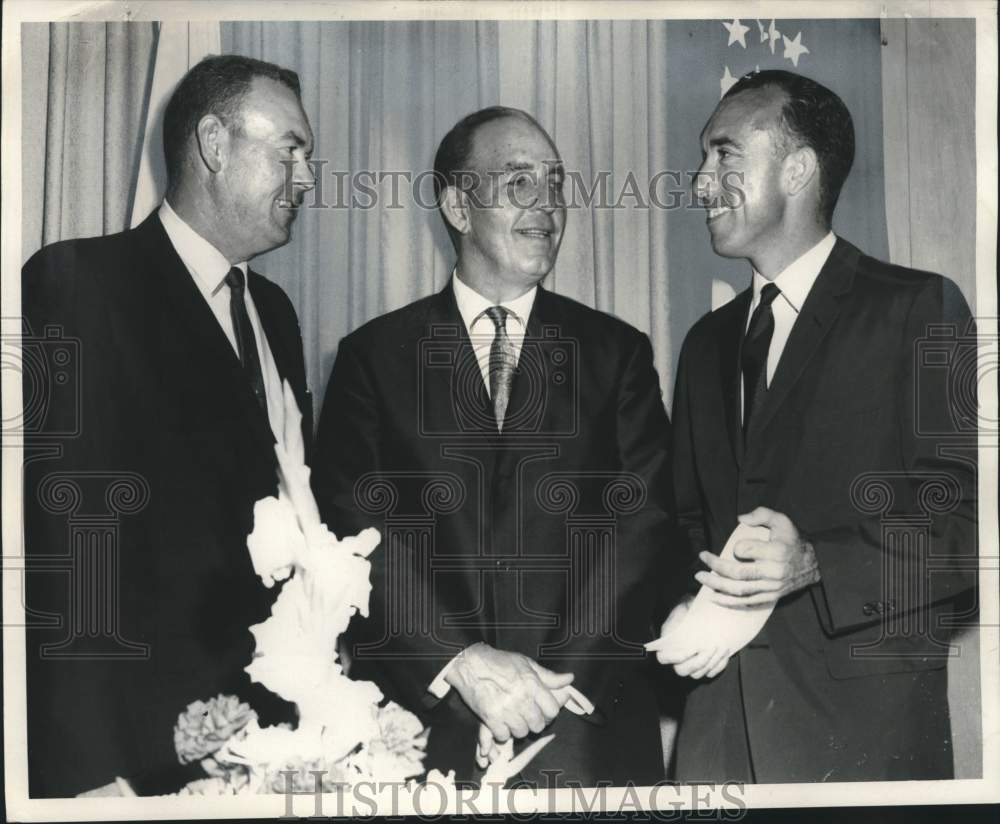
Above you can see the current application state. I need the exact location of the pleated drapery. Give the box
[21,22,157,254]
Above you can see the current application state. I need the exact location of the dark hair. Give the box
[432,106,551,247]
[723,69,854,224]
[163,54,301,185]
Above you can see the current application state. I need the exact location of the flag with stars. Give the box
[660,18,891,353]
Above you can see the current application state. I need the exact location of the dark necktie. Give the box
[225,267,267,413]
[741,282,781,437]
[484,305,517,430]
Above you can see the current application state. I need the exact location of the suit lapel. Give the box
[503,286,548,436]
[249,274,293,387]
[723,290,752,468]
[746,238,858,442]
[137,214,275,454]
[249,271,315,450]
[424,284,496,439]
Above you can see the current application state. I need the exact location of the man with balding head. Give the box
[23,54,315,796]
[656,70,977,782]
[314,106,677,786]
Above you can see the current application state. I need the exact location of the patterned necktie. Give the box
[741,282,781,437]
[484,305,517,430]
[225,267,267,413]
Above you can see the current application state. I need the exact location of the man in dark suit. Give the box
[312,106,675,786]
[21,55,315,796]
[656,70,977,782]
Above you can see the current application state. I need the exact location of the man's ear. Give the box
[783,145,819,198]
[195,114,229,174]
[440,185,471,235]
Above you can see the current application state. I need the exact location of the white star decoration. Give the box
[767,19,781,54]
[757,19,769,44]
[720,66,738,97]
[782,31,809,66]
[723,18,750,48]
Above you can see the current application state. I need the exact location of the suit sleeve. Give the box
[614,331,682,633]
[312,336,382,537]
[311,336,472,709]
[670,334,710,600]
[810,276,978,634]
[22,247,178,795]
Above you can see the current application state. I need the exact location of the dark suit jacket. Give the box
[671,238,977,782]
[21,213,311,797]
[312,283,677,786]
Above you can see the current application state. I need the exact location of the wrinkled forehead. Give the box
[469,115,562,170]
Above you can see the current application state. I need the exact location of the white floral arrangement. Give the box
[169,381,548,797]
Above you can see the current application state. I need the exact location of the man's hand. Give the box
[649,596,730,679]
[695,507,820,607]
[444,643,573,743]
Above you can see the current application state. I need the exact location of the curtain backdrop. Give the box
[220,20,894,411]
[220,20,677,408]
[19,18,981,776]
[880,18,980,779]
[21,22,158,255]
[21,18,902,407]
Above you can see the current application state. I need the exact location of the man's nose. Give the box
[692,163,715,206]
[295,157,316,190]
[533,184,564,213]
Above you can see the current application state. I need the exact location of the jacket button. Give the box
[862,603,875,616]
[617,680,624,690]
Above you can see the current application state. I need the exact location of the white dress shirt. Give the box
[452,271,537,396]
[158,200,286,439]
[425,272,538,699]
[743,232,836,410]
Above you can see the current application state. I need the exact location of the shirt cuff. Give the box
[427,654,460,698]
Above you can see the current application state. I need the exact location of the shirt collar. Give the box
[751,231,836,313]
[158,199,247,298]
[451,269,537,331]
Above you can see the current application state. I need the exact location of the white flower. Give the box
[218,719,319,767]
[422,769,456,787]
[246,496,303,587]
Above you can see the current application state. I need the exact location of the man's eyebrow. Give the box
[277,130,308,146]
[708,135,740,150]
[499,160,564,174]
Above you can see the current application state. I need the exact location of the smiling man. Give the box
[313,106,677,786]
[657,70,977,782]
[22,55,315,796]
